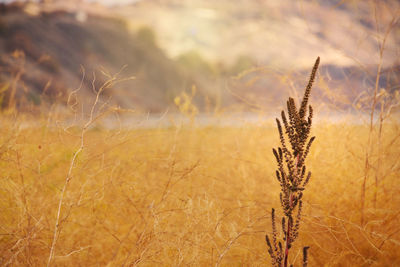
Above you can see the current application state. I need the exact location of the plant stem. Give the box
[283,153,299,267]
[283,193,293,267]
[361,4,397,225]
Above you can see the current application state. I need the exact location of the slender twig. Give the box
[47,68,133,266]
[360,4,399,225]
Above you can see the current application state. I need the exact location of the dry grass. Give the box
[0,110,399,266]
[0,1,399,265]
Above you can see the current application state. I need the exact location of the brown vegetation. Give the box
[0,1,399,266]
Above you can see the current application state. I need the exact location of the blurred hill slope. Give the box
[115,0,399,69]
[0,3,193,112]
[0,1,398,114]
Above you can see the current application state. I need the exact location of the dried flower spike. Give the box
[266,57,319,267]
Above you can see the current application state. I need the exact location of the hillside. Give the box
[113,0,400,114]
[0,3,196,112]
[115,0,399,69]
[0,1,398,114]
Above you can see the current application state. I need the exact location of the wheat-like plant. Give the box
[266,57,320,267]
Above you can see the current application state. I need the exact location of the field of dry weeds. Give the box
[0,109,399,266]
[0,1,399,266]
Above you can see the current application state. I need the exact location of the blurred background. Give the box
[0,0,399,122]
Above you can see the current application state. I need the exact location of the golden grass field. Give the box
[0,1,399,265]
[0,110,399,266]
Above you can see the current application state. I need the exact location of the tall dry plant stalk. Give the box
[360,4,400,224]
[46,67,133,267]
[266,57,319,267]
